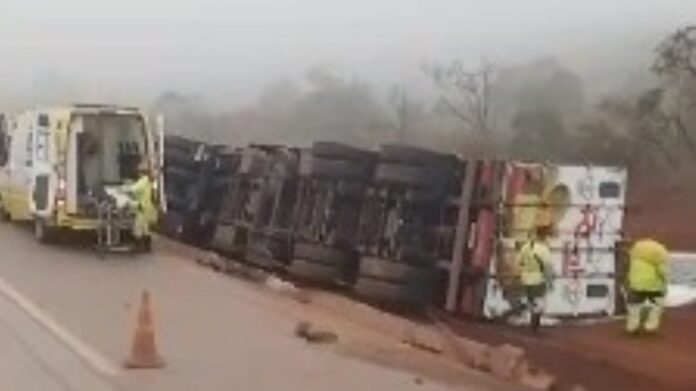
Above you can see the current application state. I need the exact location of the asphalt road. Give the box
[0,223,493,391]
[0,279,115,391]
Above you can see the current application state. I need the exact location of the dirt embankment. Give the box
[447,304,696,391]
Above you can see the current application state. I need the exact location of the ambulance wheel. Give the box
[0,198,10,222]
[34,218,56,244]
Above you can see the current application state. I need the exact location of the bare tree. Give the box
[650,26,696,163]
[654,26,696,79]
[425,60,495,134]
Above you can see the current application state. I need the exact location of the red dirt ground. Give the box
[446,305,696,391]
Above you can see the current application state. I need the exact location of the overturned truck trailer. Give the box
[446,162,627,320]
[289,142,377,286]
[211,144,299,269]
[354,145,459,308]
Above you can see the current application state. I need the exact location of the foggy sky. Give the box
[2,0,695,108]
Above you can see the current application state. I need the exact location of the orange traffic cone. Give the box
[124,290,165,369]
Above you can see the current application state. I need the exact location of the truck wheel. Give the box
[353,277,428,307]
[379,144,457,168]
[312,142,377,162]
[34,218,56,244]
[245,242,278,269]
[374,163,449,188]
[289,243,356,285]
[300,156,372,181]
[359,257,437,284]
[354,257,437,307]
[288,258,343,285]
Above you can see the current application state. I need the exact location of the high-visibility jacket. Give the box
[628,239,668,293]
[130,175,157,225]
[517,240,552,286]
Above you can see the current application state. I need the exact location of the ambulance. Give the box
[0,104,163,244]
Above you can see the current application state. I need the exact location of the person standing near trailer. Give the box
[126,161,157,251]
[625,238,669,335]
[516,225,554,332]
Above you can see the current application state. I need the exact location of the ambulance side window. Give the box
[1,135,10,168]
[26,132,33,167]
[0,116,7,167]
[36,132,49,162]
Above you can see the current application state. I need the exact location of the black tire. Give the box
[294,243,350,264]
[380,144,456,168]
[288,258,343,284]
[290,243,356,284]
[374,163,449,188]
[245,241,278,269]
[355,257,436,306]
[34,218,57,244]
[211,225,243,254]
[312,142,376,162]
[353,277,430,306]
[0,197,10,222]
[359,257,436,284]
[395,245,435,265]
[300,156,372,181]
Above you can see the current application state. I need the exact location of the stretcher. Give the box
[91,187,138,256]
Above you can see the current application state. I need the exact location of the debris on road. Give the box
[264,275,312,303]
[265,275,298,294]
[294,321,339,344]
[516,364,557,391]
[402,328,445,355]
[487,344,526,381]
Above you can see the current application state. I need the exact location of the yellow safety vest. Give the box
[517,240,551,286]
[130,175,157,224]
[628,239,668,293]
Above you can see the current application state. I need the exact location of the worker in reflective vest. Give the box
[517,225,554,332]
[127,161,157,251]
[625,239,669,335]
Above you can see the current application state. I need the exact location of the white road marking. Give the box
[0,274,119,377]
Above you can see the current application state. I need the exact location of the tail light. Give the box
[56,177,66,205]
